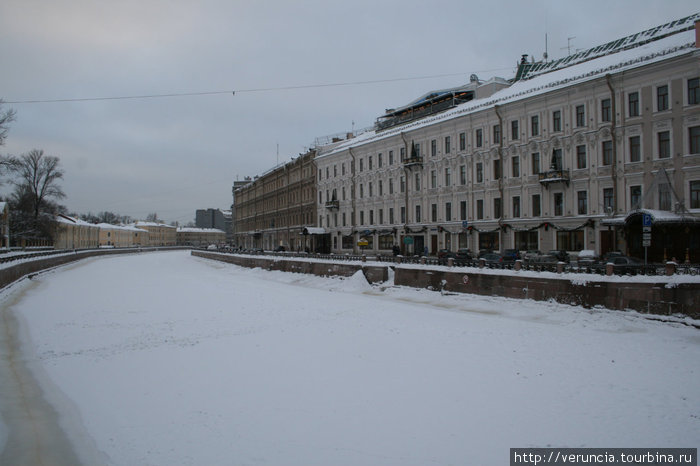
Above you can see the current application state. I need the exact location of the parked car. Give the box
[478,249,494,258]
[547,249,570,263]
[455,248,473,260]
[600,251,624,264]
[481,253,504,265]
[274,245,286,252]
[576,249,598,266]
[523,250,542,262]
[502,249,521,262]
[437,249,456,259]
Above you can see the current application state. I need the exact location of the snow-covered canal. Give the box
[1,250,699,465]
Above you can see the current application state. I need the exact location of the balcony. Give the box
[402,156,423,167]
[538,169,570,188]
[324,199,339,210]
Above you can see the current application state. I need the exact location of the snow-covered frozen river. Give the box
[1,250,699,465]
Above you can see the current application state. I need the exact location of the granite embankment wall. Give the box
[193,251,699,318]
[0,248,188,290]
[191,250,388,283]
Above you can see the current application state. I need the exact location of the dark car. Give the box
[455,248,473,260]
[547,249,570,263]
[274,245,286,252]
[502,249,521,262]
[481,253,504,265]
[437,249,456,259]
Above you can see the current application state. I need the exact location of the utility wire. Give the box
[4,69,513,104]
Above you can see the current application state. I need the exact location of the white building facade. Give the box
[315,15,700,261]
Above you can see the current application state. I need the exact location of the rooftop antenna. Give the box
[561,36,576,56]
[543,12,549,62]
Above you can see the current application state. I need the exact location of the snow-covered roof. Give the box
[317,19,698,159]
[55,214,99,227]
[133,221,176,229]
[97,223,148,232]
[177,227,226,233]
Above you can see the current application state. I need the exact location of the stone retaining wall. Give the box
[0,248,186,291]
[194,251,699,318]
[191,251,388,283]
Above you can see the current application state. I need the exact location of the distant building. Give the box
[133,221,177,246]
[97,223,148,247]
[195,208,232,243]
[176,227,226,246]
[53,215,100,249]
[234,150,320,251]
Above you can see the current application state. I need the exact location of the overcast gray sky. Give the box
[1,0,698,224]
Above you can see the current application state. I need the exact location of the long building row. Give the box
[233,14,700,262]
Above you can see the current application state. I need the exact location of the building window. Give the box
[460,201,467,220]
[378,180,383,196]
[493,125,501,144]
[378,153,383,168]
[552,110,561,132]
[359,184,364,198]
[512,156,520,177]
[431,139,437,157]
[342,163,345,175]
[603,188,614,212]
[577,191,588,215]
[532,194,541,217]
[415,205,421,223]
[369,182,373,197]
[476,199,484,220]
[628,92,639,117]
[531,115,539,136]
[445,167,451,187]
[400,175,405,193]
[532,152,540,174]
[389,150,394,165]
[512,196,520,218]
[401,206,406,223]
[601,98,611,122]
[658,131,671,159]
[511,120,519,140]
[551,149,562,170]
[431,203,437,222]
[414,172,421,191]
[460,165,466,185]
[369,210,374,225]
[445,136,451,153]
[476,162,483,183]
[690,180,700,209]
[630,185,642,210]
[554,192,563,216]
[369,156,373,170]
[342,212,346,227]
[689,78,700,105]
[414,143,420,157]
[389,207,394,224]
[602,140,613,166]
[359,211,364,225]
[576,145,587,169]
[430,170,437,189]
[389,179,394,194]
[445,202,452,221]
[658,183,671,210]
[476,128,483,147]
[657,85,669,111]
[459,132,466,151]
[629,136,641,162]
[494,198,502,218]
[359,158,364,172]
[333,165,337,177]
[689,126,700,154]
[400,147,405,161]
[576,105,585,127]
[494,159,501,179]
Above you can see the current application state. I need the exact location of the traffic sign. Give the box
[642,232,652,241]
[643,226,652,233]
[462,220,469,229]
[643,239,651,247]
[643,214,652,227]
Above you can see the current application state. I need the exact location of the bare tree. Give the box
[11,149,66,219]
[0,99,15,147]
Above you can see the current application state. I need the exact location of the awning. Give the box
[301,227,327,235]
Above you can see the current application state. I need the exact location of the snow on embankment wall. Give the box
[0,247,189,290]
[193,251,700,317]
